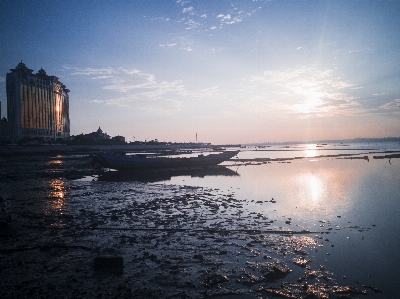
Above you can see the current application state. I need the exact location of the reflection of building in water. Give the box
[2,62,70,142]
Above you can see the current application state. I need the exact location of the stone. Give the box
[94,256,123,275]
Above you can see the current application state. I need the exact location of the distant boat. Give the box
[93,150,239,170]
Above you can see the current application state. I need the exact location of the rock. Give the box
[363,285,382,293]
[262,262,291,280]
[293,258,311,268]
[204,274,229,286]
[94,256,123,275]
[194,254,204,261]
[0,221,9,229]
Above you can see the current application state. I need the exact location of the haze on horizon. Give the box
[1,0,399,144]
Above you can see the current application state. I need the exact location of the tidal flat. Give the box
[0,144,399,298]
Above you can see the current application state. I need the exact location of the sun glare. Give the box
[304,144,318,158]
[293,90,324,113]
[308,175,323,201]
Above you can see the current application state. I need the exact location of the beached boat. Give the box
[93,150,239,170]
[98,166,239,182]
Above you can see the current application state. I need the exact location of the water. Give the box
[1,141,399,298]
[157,142,400,297]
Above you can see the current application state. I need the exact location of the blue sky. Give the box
[1,0,399,143]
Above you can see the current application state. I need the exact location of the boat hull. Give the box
[93,150,239,170]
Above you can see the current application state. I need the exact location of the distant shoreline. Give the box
[1,137,399,157]
[245,137,400,146]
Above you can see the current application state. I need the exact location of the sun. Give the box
[293,90,324,113]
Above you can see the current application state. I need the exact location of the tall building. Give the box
[4,62,70,142]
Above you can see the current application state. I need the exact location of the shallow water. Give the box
[1,142,399,298]
[159,144,400,297]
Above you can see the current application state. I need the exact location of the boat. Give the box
[98,166,240,182]
[93,150,239,170]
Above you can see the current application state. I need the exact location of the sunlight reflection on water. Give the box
[49,178,66,210]
[304,144,318,158]
[164,157,369,223]
[302,174,323,202]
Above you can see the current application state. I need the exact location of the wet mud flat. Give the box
[0,155,383,298]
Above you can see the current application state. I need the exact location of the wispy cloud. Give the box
[243,66,363,118]
[64,63,370,121]
[159,43,177,47]
[155,2,262,53]
[185,18,200,29]
[140,99,183,115]
[182,6,194,14]
[190,86,220,98]
[175,2,259,33]
[65,65,188,114]
[215,6,257,29]
[239,96,290,117]
[379,99,400,113]
[63,66,141,76]
[176,0,190,6]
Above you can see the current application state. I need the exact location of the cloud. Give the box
[173,2,260,36]
[216,13,243,25]
[217,14,231,20]
[91,75,114,80]
[214,6,258,29]
[185,18,200,29]
[379,99,400,110]
[176,0,190,6]
[64,66,188,111]
[63,66,118,76]
[89,99,105,104]
[182,6,194,13]
[326,80,355,89]
[159,43,177,47]
[225,16,243,25]
[239,96,290,117]
[140,99,183,115]
[190,86,219,98]
[244,66,363,118]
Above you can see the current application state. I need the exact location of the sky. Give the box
[1,0,400,144]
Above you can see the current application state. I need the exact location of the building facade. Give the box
[3,62,70,142]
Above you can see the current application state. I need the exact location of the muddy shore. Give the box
[0,154,383,298]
